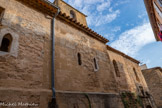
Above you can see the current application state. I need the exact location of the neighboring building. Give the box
[140,64,148,70]
[0,0,156,108]
[144,0,162,41]
[142,67,162,108]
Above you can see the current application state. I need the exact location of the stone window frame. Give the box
[112,60,120,77]
[133,68,140,82]
[0,33,13,52]
[93,57,99,72]
[0,28,19,57]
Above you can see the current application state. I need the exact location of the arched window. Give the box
[133,68,140,81]
[77,53,82,65]
[0,34,12,52]
[113,60,120,77]
[70,10,76,20]
[93,58,99,71]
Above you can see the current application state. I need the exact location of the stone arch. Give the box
[70,10,76,20]
[0,28,19,57]
[0,33,12,52]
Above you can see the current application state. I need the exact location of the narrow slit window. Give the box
[77,53,82,65]
[133,68,140,81]
[0,7,5,24]
[113,60,120,77]
[94,58,99,70]
[0,34,12,52]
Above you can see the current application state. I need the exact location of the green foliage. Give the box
[137,96,143,107]
[120,92,143,108]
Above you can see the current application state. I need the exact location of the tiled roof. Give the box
[16,0,58,16]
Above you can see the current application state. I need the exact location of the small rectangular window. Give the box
[113,60,120,77]
[0,7,5,25]
[133,68,140,81]
[77,53,82,65]
[93,58,99,71]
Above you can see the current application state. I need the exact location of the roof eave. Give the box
[16,0,59,17]
[107,45,140,64]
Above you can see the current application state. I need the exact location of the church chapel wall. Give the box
[0,0,120,107]
[107,49,148,93]
[0,0,151,108]
[124,58,148,91]
[54,18,117,93]
[54,17,124,108]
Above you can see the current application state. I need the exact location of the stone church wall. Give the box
[107,50,148,93]
[0,0,151,108]
[55,18,117,93]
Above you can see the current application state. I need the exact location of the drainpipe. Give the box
[49,3,60,108]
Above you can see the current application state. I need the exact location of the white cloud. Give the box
[67,0,83,8]
[111,26,121,32]
[110,22,155,57]
[62,0,120,26]
[84,0,104,4]
[138,11,147,19]
[95,10,120,26]
[109,7,113,12]
[81,5,91,15]
[105,33,115,41]
[114,0,130,7]
[97,1,111,11]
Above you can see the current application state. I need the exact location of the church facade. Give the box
[0,0,156,108]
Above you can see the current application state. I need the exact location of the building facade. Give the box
[142,67,162,108]
[144,0,162,41]
[0,0,156,108]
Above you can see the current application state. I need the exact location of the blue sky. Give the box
[49,0,162,68]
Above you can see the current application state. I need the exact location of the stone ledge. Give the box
[0,87,52,93]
